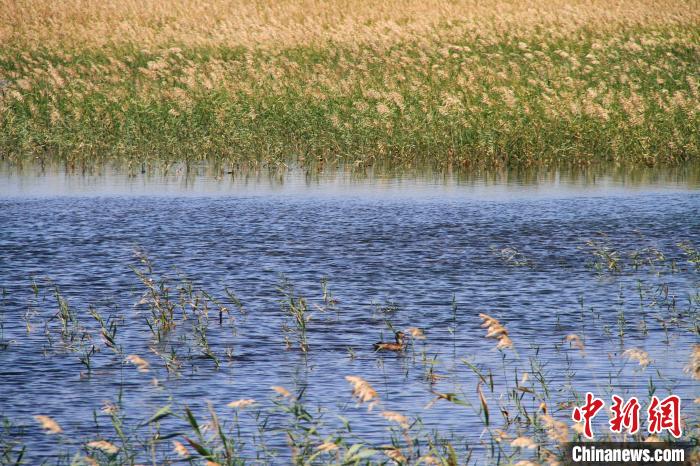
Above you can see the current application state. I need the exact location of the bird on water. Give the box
[373,331,406,352]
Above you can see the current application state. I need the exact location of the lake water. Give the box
[0,164,698,463]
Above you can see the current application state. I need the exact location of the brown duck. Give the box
[373,331,406,352]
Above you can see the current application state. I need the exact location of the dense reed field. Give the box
[0,0,698,167]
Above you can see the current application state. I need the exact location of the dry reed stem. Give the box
[622,348,651,368]
[345,375,378,410]
[125,354,150,372]
[34,415,62,434]
[540,414,569,444]
[316,442,339,452]
[101,401,118,415]
[385,447,407,463]
[381,410,410,429]
[86,440,119,454]
[565,334,585,353]
[479,313,513,350]
[418,456,440,465]
[173,440,189,457]
[271,385,292,398]
[227,398,256,409]
[511,436,537,449]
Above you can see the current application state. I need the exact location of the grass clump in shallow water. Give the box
[0,1,698,168]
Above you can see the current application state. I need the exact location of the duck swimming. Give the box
[373,331,406,352]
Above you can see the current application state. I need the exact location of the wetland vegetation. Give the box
[1,1,699,465]
[0,0,699,168]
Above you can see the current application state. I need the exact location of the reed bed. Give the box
[0,1,698,168]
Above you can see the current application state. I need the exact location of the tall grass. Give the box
[0,1,698,168]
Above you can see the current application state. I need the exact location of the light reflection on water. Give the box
[0,163,698,462]
[1,162,699,199]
